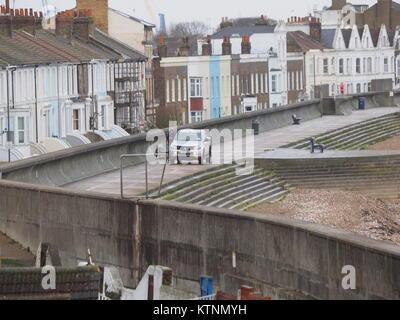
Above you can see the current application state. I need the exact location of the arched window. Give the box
[347,58,352,74]
[339,59,344,74]
[356,58,361,73]
[367,57,372,73]
[357,83,361,93]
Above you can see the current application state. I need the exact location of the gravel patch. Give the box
[251,189,400,245]
[368,135,400,150]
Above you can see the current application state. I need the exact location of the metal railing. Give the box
[189,294,217,301]
[120,153,167,200]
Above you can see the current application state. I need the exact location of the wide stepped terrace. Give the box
[154,112,400,209]
[154,163,290,211]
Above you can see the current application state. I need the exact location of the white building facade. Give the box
[305,24,395,98]
[0,61,116,161]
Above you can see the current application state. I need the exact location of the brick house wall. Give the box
[231,55,269,114]
[153,58,189,125]
[287,59,305,104]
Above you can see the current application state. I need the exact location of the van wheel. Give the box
[198,156,203,165]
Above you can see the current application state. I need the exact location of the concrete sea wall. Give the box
[0,179,399,299]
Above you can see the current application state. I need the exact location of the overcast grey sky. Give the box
[11,0,379,29]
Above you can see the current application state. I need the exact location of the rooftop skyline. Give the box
[10,0,379,29]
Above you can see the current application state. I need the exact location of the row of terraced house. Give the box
[0,5,149,161]
[2,0,400,161]
[153,8,399,125]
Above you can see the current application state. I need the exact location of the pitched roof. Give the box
[211,25,276,39]
[341,29,352,48]
[369,28,380,47]
[92,29,147,61]
[154,35,199,57]
[357,27,364,39]
[320,29,336,48]
[387,28,396,46]
[108,7,155,28]
[0,28,146,67]
[287,31,327,51]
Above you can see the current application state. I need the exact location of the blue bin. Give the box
[358,97,365,110]
[200,275,213,297]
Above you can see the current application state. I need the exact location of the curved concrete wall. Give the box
[0,99,323,186]
[0,91,398,187]
[0,180,398,299]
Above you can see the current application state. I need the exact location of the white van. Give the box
[169,129,212,165]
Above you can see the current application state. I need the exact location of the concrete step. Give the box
[158,164,241,199]
[277,171,400,180]
[286,180,400,190]
[195,174,278,206]
[226,187,287,210]
[171,167,267,202]
[285,113,400,150]
[210,180,284,208]
[285,113,400,149]
[327,122,400,150]
[185,171,274,204]
[238,190,290,211]
[319,119,400,149]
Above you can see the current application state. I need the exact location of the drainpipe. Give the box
[57,64,61,138]
[313,54,316,98]
[91,61,95,131]
[10,67,15,161]
[267,59,270,108]
[34,66,38,143]
[6,69,10,162]
[113,62,117,125]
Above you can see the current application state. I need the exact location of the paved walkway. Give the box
[64,107,399,197]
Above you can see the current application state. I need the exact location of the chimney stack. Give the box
[5,0,9,13]
[241,36,251,54]
[157,35,168,58]
[222,36,232,55]
[73,9,94,41]
[255,14,268,26]
[56,11,74,41]
[76,0,108,34]
[220,17,233,29]
[56,9,93,41]
[0,5,42,36]
[309,18,322,42]
[178,36,190,56]
[202,35,212,56]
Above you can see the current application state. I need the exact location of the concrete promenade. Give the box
[64,107,399,196]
